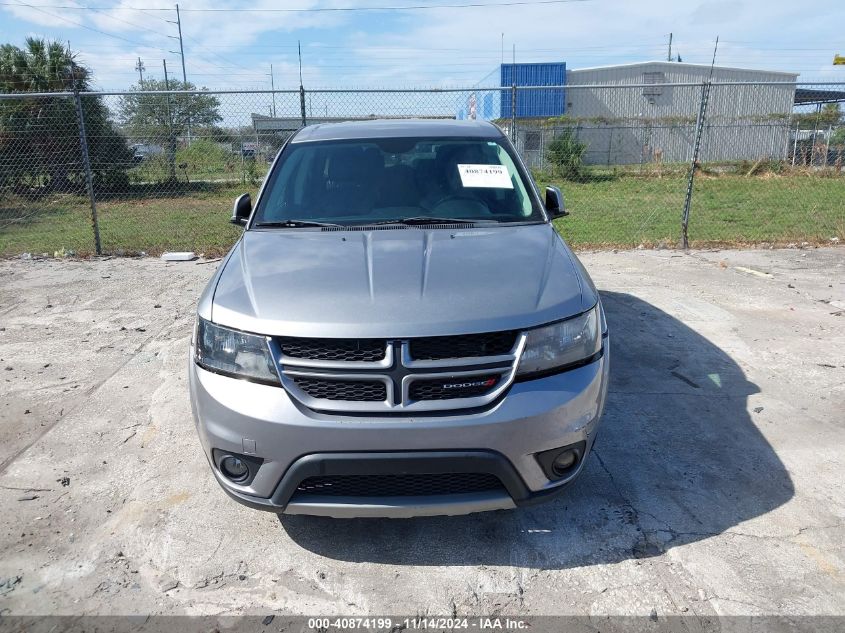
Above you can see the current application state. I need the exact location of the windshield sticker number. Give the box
[457,164,514,189]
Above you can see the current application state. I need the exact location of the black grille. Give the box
[293,377,386,402]
[409,331,517,361]
[410,375,501,401]
[294,472,505,497]
[278,337,386,362]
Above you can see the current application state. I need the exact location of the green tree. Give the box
[117,78,222,139]
[117,78,222,181]
[0,38,132,192]
[794,103,843,130]
[546,128,587,181]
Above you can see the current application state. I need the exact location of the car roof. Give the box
[290,119,504,143]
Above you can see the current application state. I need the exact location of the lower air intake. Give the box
[293,472,505,498]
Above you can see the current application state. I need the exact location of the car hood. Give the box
[211,224,595,338]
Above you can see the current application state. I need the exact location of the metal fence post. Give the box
[163,60,177,182]
[73,90,102,255]
[681,81,711,249]
[300,86,307,128]
[510,84,517,144]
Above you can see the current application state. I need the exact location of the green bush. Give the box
[176,139,231,177]
[546,129,587,181]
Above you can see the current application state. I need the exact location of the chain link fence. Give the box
[1,82,843,256]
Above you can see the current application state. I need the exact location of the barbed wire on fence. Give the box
[1,81,843,256]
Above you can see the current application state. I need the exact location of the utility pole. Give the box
[269,64,277,117]
[667,33,673,62]
[175,5,187,86]
[167,4,190,144]
[135,57,145,84]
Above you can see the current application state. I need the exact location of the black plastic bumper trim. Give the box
[214,449,589,513]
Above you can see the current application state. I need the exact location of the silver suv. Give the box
[189,120,609,518]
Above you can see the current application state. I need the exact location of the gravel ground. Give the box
[0,248,843,620]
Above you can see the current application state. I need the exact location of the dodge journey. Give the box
[189,119,609,518]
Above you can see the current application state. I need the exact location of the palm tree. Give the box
[0,38,131,192]
[0,37,89,93]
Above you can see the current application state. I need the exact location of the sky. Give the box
[2,0,844,91]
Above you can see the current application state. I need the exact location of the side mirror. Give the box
[231,193,252,226]
[545,186,568,218]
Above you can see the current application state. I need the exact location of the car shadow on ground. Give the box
[278,291,794,568]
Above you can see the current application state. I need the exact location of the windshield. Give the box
[252,136,544,226]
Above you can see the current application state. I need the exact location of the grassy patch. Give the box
[96,186,247,255]
[1,171,842,257]
[0,185,250,257]
[539,171,844,248]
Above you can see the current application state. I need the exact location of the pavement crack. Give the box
[593,449,670,556]
[704,592,770,612]
[0,324,172,475]
[0,485,52,492]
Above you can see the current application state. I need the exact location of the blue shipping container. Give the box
[500,62,566,118]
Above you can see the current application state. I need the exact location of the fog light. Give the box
[535,441,586,481]
[552,450,578,476]
[220,455,249,482]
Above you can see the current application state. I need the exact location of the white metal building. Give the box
[516,61,799,167]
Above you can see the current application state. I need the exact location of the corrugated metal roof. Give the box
[794,88,845,104]
[568,60,798,79]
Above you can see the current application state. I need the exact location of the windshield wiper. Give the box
[254,219,344,228]
[371,216,496,226]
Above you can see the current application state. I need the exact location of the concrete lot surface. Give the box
[0,248,843,619]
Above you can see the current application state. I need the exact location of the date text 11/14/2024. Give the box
[307,618,529,630]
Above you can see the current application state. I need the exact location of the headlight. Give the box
[516,306,602,378]
[195,317,280,385]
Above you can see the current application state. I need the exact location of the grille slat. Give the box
[294,473,505,498]
[410,374,501,401]
[279,330,518,410]
[279,337,386,362]
[409,331,517,361]
[293,377,386,402]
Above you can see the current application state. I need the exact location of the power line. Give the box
[5,0,169,49]
[82,4,170,39]
[11,0,265,81]
[0,0,592,11]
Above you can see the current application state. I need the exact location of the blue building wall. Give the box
[500,62,566,118]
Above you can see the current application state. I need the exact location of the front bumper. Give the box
[189,348,609,518]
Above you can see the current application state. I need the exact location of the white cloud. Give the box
[3,0,844,88]
[3,1,84,29]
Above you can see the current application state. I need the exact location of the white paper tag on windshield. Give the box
[457,164,513,189]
